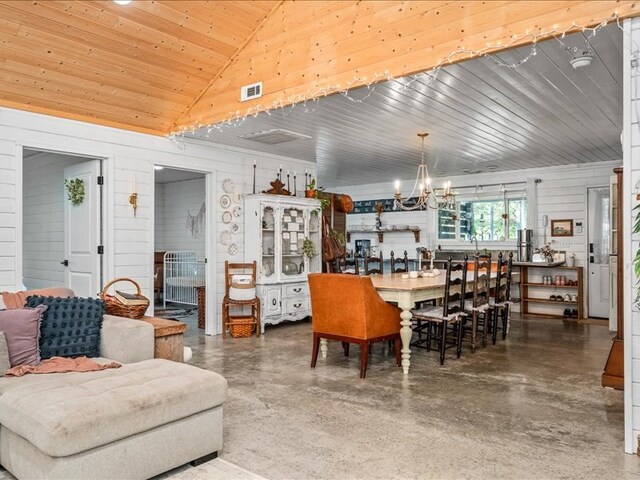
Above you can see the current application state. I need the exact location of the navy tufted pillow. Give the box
[25,296,105,360]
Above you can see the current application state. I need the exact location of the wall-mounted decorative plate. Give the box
[222,178,234,194]
[228,243,238,256]
[230,222,240,234]
[220,230,231,246]
[232,191,242,203]
[222,211,232,223]
[220,194,231,209]
[233,206,242,217]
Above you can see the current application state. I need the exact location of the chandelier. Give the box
[393,132,455,211]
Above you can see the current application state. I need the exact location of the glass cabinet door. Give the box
[281,206,305,278]
[260,205,276,279]
[306,209,321,273]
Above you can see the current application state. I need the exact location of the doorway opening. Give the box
[22,149,104,297]
[153,166,207,334]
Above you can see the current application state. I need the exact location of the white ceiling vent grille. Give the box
[240,81,263,102]
[238,129,312,145]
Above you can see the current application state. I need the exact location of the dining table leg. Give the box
[397,291,414,374]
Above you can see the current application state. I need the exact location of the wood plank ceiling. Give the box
[0,0,280,134]
[187,24,623,187]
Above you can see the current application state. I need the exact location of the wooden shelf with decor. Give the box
[346,228,421,243]
[517,265,584,320]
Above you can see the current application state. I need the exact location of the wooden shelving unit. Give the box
[346,228,420,243]
[518,265,584,320]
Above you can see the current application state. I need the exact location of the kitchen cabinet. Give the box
[244,194,321,333]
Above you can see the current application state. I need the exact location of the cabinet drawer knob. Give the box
[272,298,277,306]
[293,288,302,293]
[293,303,302,309]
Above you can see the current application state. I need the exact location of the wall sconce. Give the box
[129,192,138,216]
[129,175,138,216]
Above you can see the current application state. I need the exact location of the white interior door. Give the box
[587,187,610,319]
[63,161,101,297]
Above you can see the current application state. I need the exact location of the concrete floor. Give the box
[185,315,639,480]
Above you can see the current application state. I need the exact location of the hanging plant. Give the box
[65,178,85,206]
[633,204,640,306]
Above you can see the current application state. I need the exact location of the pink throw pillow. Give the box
[0,305,47,367]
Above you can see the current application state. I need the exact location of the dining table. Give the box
[370,270,518,374]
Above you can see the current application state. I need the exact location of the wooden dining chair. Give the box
[488,252,514,344]
[364,253,383,275]
[336,255,359,274]
[221,261,260,339]
[411,256,468,365]
[463,253,491,351]
[390,250,409,273]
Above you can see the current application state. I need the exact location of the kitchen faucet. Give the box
[471,236,478,254]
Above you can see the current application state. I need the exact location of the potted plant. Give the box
[305,178,318,198]
[302,238,315,259]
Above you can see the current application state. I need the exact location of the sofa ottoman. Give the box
[0,315,227,480]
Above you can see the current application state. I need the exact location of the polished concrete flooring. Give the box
[184,315,639,480]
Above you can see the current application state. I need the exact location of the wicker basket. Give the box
[228,317,256,338]
[101,278,149,319]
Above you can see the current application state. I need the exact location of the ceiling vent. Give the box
[240,82,263,102]
[238,129,312,145]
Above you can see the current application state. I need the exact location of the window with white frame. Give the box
[438,197,527,241]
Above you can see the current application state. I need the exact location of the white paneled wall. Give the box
[156,178,206,259]
[0,108,316,335]
[331,161,619,268]
[22,153,92,289]
[624,18,640,454]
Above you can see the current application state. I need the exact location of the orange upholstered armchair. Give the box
[308,273,401,378]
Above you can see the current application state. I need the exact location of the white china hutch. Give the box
[244,194,322,333]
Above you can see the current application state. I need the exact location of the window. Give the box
[437,198,527,241]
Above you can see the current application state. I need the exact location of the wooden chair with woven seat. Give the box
[364,253,383,275]
[463,253,491,351]
[222,261,260,339]
[390,250,409,273]
[335,255,359,275]
[308,273,401,378]
[411,256,468,365]
[488,252,514,344]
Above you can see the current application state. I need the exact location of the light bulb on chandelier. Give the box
[393,133,455,211]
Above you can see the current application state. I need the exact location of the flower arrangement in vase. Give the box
[535,242,557,263]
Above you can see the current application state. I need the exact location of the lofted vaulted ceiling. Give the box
[0,1,637,186]
[0,0,279,134]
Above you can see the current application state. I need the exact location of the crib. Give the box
[163,251,206,307]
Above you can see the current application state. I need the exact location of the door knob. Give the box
[60,260,69,267]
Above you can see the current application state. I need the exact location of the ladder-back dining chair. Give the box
[464,253,491,351]
[411,256,468,365]
[489,252,514,344]
[364,253,383,275]
[390,250,409,273]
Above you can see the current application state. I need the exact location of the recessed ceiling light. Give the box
[154,166,164,170]
[113,0,132,5]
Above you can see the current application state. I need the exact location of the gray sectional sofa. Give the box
[0,314,227,480]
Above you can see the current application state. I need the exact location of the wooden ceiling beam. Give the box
[174,1,640,133]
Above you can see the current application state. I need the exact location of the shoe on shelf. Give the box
[549,295,557,301]
[571,309,578,319]
[564,294,571,302]
[563,308,571,318]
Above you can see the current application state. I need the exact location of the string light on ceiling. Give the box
[393,133,454,211]
[169,12,623,145]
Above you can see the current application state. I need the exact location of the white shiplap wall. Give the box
[0,107,316,335]
[22,153,92,289]
[156,178,206,259]
[332,161,619,265]
[624,18,639,455]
